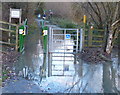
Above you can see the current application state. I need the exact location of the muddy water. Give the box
[14,29,44,83]
[13,20,120,93]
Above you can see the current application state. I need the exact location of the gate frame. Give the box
[48,27,82,77]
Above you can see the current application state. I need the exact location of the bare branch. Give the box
[81,3,99,27]
[94,2,103,27]
[88,2,103,28]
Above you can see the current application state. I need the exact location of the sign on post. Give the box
[65,34,71,39]
[9,8,22,25]
[8,8,22,44]
[11,9,21,18]
[19,29,24,34]
[43,30,48,36]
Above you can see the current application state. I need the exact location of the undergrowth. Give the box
[50,17,79,28]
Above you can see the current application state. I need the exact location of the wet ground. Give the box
[2,77,46,93]
[2,19,120,94]
[40,38,120,93]
[2,19,44,93]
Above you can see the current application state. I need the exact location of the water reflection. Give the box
[13,20,119,93]
[103,57,119,93]
[14,29,43,83]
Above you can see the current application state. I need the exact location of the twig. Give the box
[64,67,91,93]
[82,83,88,93]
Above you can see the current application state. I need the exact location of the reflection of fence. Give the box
[84,29,104,47]
[0,21,19,51]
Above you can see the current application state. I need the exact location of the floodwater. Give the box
[14,28,44,83]
[13,20,120,93]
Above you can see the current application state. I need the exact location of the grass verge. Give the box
[50,17,78,28]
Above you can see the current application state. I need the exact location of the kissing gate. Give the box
[47,27,82,77]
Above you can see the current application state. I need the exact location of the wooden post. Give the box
[8,8,11,43]
[88,29,93,47]
[19,9,22,25]
[15,26,18,51]
[82,28,85,49]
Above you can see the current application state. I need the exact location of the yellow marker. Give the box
[42,30,44,36]
[22,31,25,35]
[83,15,87,24]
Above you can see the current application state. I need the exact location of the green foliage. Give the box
[50,17,78,28]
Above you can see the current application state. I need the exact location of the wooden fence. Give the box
[0,20,19,51]
[84,28,105,48]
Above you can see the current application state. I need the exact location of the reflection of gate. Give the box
[48,28,80,77]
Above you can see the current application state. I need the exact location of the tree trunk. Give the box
[106,20,120,54]
[105,2,119,54]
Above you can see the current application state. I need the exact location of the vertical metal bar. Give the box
[88,29,92,47]
[48,27,52,77]
[15,26,18,51]
[48,27,50,77]
[48,27,50,51]
[51,28,53,76]
[52,28,53,51]
[63,29,66,75]
[76,29,79,53]
[48,31,50,77]
[48,27,53,77]
[80,28,83,52]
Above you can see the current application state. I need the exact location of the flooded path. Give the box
[40,36,120,93]
[2,19,120,94]
[2,20,45,93]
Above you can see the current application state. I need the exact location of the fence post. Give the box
[19,26,24,52]
[42,26,48,77]
[43,26,48,53]
[88,29,93,47]
[41,20,44,29]
[15,26,19,51]
[18,19,28,53]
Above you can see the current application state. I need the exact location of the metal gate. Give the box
[48,27,80,77]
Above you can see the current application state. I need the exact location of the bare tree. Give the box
[105,2,120,54]
[72,2,119,53]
